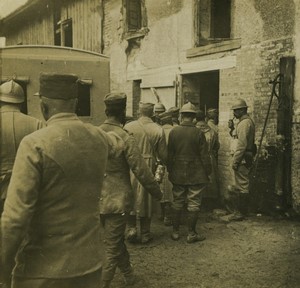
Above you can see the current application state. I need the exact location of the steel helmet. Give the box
[0,80,25,104]
[231,98,248,110]
[154,102,166,113]
[180,102,197,113]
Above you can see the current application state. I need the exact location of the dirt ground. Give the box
[111,212,300,288]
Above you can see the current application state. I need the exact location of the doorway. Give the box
[181,70,219,113]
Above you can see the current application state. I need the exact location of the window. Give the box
[195,0,231,46]
[127,0,142,31]
[76,83,91,117]
[123,0,148,40]
[54,18,73,47]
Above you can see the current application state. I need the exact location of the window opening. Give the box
[76,83,91,117]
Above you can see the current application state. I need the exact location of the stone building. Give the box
[1,0,300,212]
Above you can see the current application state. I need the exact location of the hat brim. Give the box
[0,94,24,104]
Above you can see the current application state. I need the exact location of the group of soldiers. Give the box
[0,73,255,288]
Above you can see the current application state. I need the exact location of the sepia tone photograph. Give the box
[0,0,300,287]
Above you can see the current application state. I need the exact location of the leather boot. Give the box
[163,202,173,226]
[186,211,206,243]
[140,217,153,244]
[171,209,181,240]
[159,203,165,221]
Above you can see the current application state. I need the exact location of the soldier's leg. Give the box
[100,213,130,288]
[186,184,206,243]
[171,184,186,240]
[235,164,250,216]
[140,217,153,244]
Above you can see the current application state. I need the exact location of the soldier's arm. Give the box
[1,136,42,286]
[124,135,162,201]
[167,130,175,172]
[199,132,212,175]
[233,120,251,166]
[156,129,168,165]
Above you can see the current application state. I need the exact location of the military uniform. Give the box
[1,73,123,288]
[124,102,167,243]
[99,93,162,287]
[233,114,255,194]
[196,120,219,199]
[0,80,43,214]
[167,102,211,243]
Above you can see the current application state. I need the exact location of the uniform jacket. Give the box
[167,120,212,185]
[124,116,167,217]
[1,113,117,279]
[100,119,161,214]
[233,114,255,166]
[0,105,44,200]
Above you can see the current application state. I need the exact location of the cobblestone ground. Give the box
[111,213,300,288]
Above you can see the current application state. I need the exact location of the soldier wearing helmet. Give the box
[167,102,212,243]
[153,102,166,124]
[226,98,256,221]
[0,80,43,214]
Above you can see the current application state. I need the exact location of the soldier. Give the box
[227,99,256,220]
[99,93,162,288]
[124,102,167,244]
[206,108,219,134]
[157,111,174,226]
[195,110,219,200]
[168,106,180,126]
[1,73,123,288]
[0,80,43,215]
[153,102,166,124]
[167,102,211,243]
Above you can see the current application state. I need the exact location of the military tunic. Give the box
[0,105,43,208]
[124,116,167,218]
[1,113,117,281]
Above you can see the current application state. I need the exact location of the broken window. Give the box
[54,18,73,47]
[126,0,142,31]
[195,0,231,46]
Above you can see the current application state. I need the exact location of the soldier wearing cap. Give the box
[1,73,123,288]
[224,98,255,221]
[167,102,211,243]
[195,110,219,200]
[124,102,167,244]
[99,93,162,288]
[206,108,219,134]
[0,80,43,215]
[168,106,180,126]
[156,111,174,226]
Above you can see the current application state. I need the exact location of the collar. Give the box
[0,104,20,113]
[47,113,79,126]
[180,120,195,127]
[238,114,251,122]
[104,118,123,128]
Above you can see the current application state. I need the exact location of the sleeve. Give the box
[199,132,212,175]
[156,129,168,165]
[1,136,42,284]
[124,136,162,200]
[167,130,175,172]
[233,120,251,165]
[99,128,125,159]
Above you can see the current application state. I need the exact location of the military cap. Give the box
[158,111,172,123]
[0,80,25,104]
[38,72,78,100]
[104,92,127,108]
[180,102,196,114]
[168,106,180,116]
[139,102,155,114]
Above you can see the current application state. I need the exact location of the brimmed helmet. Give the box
[154,102,166,113]
[0,80,24,104]
[231,99,248,110]
[180,102,196,113]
